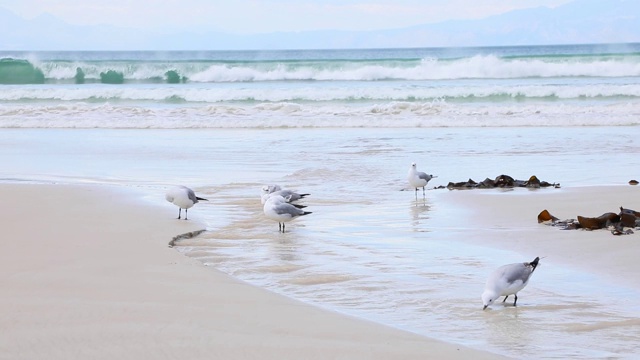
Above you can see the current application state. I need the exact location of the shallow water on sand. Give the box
[2,126,640,358]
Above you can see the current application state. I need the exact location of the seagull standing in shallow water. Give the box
[263,195,312,233]
[408,162,435,198]
[165,185,208,220]
[482,257,540,310]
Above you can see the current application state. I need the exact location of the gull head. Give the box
[481,290,496,310]
[261,184,281,194]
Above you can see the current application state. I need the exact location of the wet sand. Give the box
[444,185,640,289]
[0,183,505,360]
[175,181,640,358]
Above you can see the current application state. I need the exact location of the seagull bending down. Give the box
[165,185,208,220]
[482,257,540,310]
[408,162,436,198]
[263,195,312,232]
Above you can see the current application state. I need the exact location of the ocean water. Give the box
[2,44,640,358]
[1,43,640,128]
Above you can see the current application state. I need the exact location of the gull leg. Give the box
[502,296,509,303]
[513,294,518,306]
[422,186,426,198]
[282,223,286,233]
[184,208,189,220]
[177,208,181,220]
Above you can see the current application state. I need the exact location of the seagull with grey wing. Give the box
[482,257,540,310]
[263,194,312,233]
[408,162,436,198]
[261,184,310,203]
[165,185,208,220]
[261,193,308,209]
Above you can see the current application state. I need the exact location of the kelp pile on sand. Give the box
[538,207,640,235]
[439,175,560,190]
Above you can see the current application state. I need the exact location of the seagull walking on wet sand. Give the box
[165,185,208,220]
[408,162,436,198]
[482,257,540,310]
[263,194,312,233]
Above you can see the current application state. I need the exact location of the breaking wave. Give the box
[2,52,640,84]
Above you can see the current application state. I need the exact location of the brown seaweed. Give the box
[447,174,559,190]
[539,207,639,235]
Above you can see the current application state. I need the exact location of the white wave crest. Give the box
[181,56,640,82]
[28,55,640,82]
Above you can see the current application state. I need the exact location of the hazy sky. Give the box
[0,0,573,34]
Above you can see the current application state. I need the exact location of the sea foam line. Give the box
[1,83,639,102]
[1,102,639,128]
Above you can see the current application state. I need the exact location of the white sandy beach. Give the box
[0,183,507,360]
[1,42,639,359]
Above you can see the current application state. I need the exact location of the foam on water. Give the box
[2,81,640,102]
[1,101,639,128]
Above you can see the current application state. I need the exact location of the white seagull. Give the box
[407,162,436,198]
[165,185,208,220]
[261,193,308,209]
[263,195,312,233]
[482,257,540,310]
[261,184,310,203]
[262,184,282,193]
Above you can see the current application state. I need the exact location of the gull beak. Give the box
[483,305,488,310]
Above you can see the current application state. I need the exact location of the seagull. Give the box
[263,195,312,233]
[261,185,310,203]
[262,184,281,193]
[165,185,208,220]
[261,193,308,209]
[482,257,540,310]
[408,162,436,198]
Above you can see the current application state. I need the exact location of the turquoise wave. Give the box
[0,58,189,85]
[0,58,44,84]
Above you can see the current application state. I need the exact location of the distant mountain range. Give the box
[1,0,639,50]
